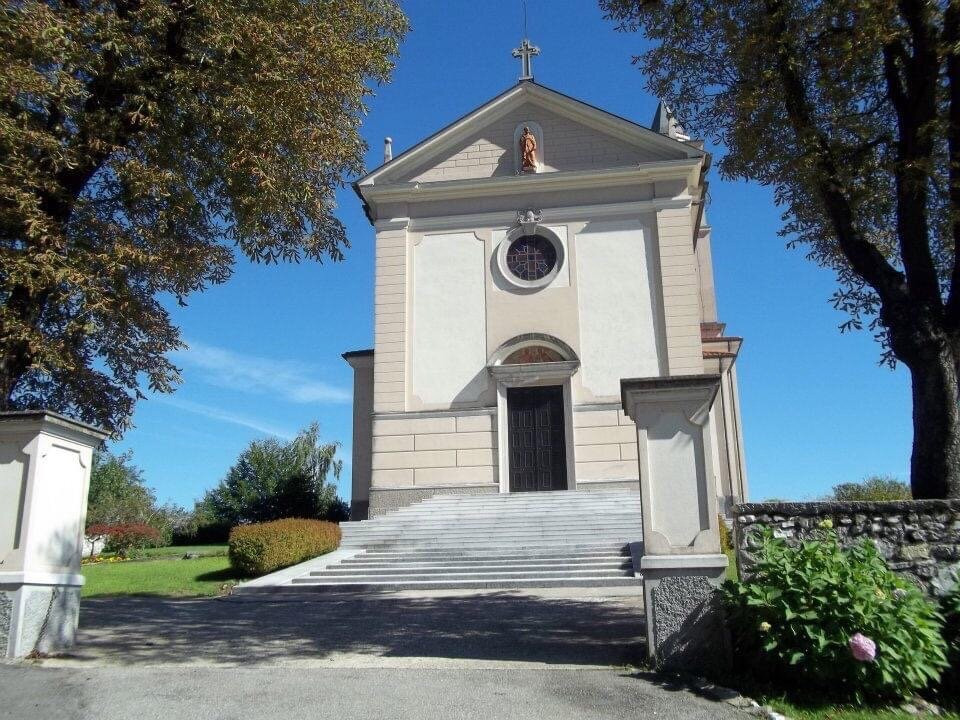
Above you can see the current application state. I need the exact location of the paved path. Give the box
[2,589,746,719]
[0,666,745,720]
[53,587,648,667]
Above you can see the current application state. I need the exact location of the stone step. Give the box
[305,569,633,582]
[340,541,638,552]
[382,509,643,520]
[373,505,642,518]
[343,518,641,529]
[341,516,642,529]
[341,526,639,537]
[344,545,634,556]
[281,576,641,591]
[346,540,634,550]
[407,491,639,503]
[341,533,640,545]
[338,555,629,568]
[387,502,642,514]
[350,549,628,563]
[238,490,644,593]
[378,510,641,520]
[315,561,632,576]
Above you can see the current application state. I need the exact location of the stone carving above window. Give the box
[502,346,566,365]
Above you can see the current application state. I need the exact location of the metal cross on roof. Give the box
[512,38,540,81]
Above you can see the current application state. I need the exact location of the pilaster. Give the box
[621,376,729,673]
[655,207,705,375]
[0,411,107,658]
[373,218,409,412]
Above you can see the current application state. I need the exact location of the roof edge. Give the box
[356,81,704,192]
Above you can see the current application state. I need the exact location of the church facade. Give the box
[345,68,747,520]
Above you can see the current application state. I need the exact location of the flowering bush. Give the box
[81,554,129,565]
[228,518,340,576]
[86,523,162,558]
[724,527,947,702]
[937,576,960,702]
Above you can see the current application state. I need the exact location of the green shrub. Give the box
[937,576,960,703]
[719,514,733,554]
[724,527,947,702]
[228,518,341,576]
[830,475,911,501]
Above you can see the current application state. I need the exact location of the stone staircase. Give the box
[238,490,644,592]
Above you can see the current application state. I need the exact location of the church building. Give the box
[344,42,747,520]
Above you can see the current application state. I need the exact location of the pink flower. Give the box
[849,633,877,662]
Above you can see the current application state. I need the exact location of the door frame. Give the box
[490,361,578,494]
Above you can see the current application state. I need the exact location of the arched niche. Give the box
[512,121,544,174]
[489,333,578,367]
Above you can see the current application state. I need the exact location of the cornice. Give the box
[357,81,702,189]
[359,160,702,208]
[389,197,692,234]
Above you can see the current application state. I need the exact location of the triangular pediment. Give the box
[358,82,702,188]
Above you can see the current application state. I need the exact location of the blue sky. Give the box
[112,0,912,507]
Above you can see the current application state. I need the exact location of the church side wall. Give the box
[346,354,374,521]
[655,208,705,375]
[695,226,718,324]
[373,225,407,413]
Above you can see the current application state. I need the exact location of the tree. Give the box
[87,449,188,541]
[87,450,156,525]
[830,474,912,501]
[601,0,960,498]
[198,423,346,526]
[0,0,407,434]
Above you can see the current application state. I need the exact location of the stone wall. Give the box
[733,500,960,597]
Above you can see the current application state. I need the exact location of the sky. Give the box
[111,0,913,508]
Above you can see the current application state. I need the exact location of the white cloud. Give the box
[156,396,295,439]
[172,340,351,404]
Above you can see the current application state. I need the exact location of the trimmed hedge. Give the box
[228,518,341,576]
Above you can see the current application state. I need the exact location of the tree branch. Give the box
[944,0,960,325]
[763,0,908,309]
[880,1,942,307]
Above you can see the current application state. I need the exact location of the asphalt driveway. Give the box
[55,587,648,667]
[1,588,747,719]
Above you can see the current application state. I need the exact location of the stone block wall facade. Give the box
[733,500,960,596]
[572,405,639,487]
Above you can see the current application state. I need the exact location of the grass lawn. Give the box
[82,553,244,598]
[138,544,228,559]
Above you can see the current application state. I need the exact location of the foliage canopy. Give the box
[0,0,407,433]
[198,423,348,527]
[87,450,191,543]
[601,0,960,498]
[87,451,155,526]
[830,475,912,502]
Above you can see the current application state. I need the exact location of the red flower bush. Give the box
[85,523,162,557]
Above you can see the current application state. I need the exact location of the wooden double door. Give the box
[507,385,568,492]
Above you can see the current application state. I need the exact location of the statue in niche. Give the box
[519,126,538,173]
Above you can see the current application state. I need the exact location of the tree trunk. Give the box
[907,349,960,498]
